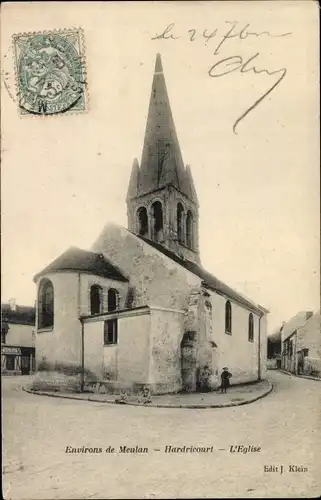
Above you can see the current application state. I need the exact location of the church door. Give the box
[180,331,197,392]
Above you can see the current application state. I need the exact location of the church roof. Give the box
[126,54,198,204]
[135,234,268,315]
[33,247,128,283]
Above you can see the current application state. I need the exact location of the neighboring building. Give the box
[1,300,36,375]
[281,311,321,377]
[33,54,269,394]
[267,330,281,369]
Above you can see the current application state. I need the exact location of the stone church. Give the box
[34,54,268,393]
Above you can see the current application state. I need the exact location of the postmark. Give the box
[12,28,87,116]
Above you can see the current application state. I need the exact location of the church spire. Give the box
[126,54,200,264]
[154,52,163,73]
[126,158,140,201]
[138,53,187,196]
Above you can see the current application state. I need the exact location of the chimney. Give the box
[9,298,17,311]
[306,311,313,320]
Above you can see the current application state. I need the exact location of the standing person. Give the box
[220,367,232,393]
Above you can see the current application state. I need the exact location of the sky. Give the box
[1,1,320,334]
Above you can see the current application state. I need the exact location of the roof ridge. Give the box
[34,246,128,282]
[98,251,131,282]
[127,229,267,314]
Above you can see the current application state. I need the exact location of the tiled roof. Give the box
[1,304,35,326]
[135,234,268,315]
[33,247,128,283]
[281,311,314,340]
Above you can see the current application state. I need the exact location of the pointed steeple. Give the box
[138,53,187,196]
[185,165,198,205]
[155,52,163,73]
[126,54,201,265]
[126,158,140,200]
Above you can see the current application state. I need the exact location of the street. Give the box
[2,371,321,499]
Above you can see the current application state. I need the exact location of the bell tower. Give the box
[126,54,200,264]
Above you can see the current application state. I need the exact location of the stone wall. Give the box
[5,323,34,348]
[182,286,216,391]
[302,357,321,378]
[83,307,151,386]
[149,307,185,394]
[91,223,201,311]
[79,273,129,316]
[35,272,81,369]
[296,312,321,359]
[127,185,200,265]
[267,359,279,370]
[92,225,267,388]
[208,290,264,384]
[35,270,129,375]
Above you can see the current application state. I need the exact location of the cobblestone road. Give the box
[2,371,321,499]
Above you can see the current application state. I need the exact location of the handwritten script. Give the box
[151,22,291,134]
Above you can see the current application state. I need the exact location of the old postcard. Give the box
[1,1,320,498]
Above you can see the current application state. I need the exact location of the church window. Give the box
[90,284,102,315]
[108,289,118,312]
[151,201,164,242]
[225,301,232,334]
[248,313,254,342]
[38,278,54,329]
[137,207,148,237]
[177,203,184,243]
[104,319,118,345]
[186,210,193,249]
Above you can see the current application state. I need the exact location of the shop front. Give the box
[1,345,36,375]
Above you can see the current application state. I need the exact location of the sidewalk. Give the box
[279,369,321,382]
[24,379,273,408]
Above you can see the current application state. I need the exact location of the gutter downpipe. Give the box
[77,273,85,392]
[258,313,263,381]
[80,317,84,392]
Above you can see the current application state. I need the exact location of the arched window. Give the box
[177,203,184,244]
[225,300,232,334]
[90,285,102,315]
[108,289,118,312]
[151,201,164,242]
[248,313,254,342]
[186,210,193,249]
[38,279,54,328]
[137,207,148,237]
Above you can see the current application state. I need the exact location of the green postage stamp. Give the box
[13,28,87,116]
